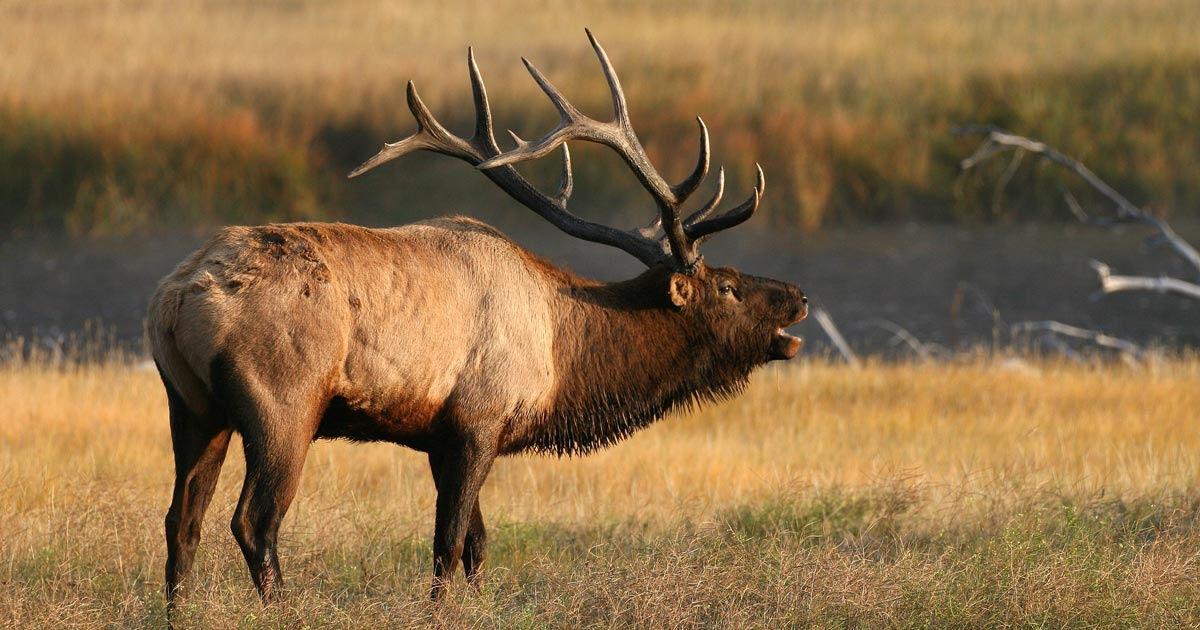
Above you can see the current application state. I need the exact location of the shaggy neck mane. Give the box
[519,265,752,456]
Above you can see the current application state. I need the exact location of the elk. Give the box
[148,30,807,606]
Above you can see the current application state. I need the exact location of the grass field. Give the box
[3,357,1200,627]
[3,0,1200,234]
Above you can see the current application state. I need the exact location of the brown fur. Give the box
[149,216,806,605]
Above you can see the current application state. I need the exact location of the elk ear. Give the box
[668,273,696,308]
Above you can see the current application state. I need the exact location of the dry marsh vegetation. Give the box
[3,0,1200,234]
[3,357,1200,627]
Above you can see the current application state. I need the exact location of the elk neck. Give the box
[515,264,751,456]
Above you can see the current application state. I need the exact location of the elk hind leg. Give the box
[163,377,231,606]
[230,421,314,604]
[215,358,322,605]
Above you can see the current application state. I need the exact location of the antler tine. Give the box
[673,118,711,200]
[484,34,705,204]
[348,82,431,178]
[633,123,712,240]
[503,128,572,204]
[350,48,509,180]
[346,133,426,179]
[467,47,500,154]
[404,81,468,154]
[584,27,630,127]
[522,57,585,122]
[686,164,764,243]
[683,167,725,229]
[348,80,478,179]
[477,58,597,169]
[578,30,708,209]
[556,143,574,205]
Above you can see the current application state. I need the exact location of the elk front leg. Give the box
[461,499,487,585]
[428,443,495,600]
[428,456,488,586]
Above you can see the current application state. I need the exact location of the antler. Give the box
[479,29,764,270]
[351,31,763,270]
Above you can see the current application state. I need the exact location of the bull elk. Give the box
[148,30,807,606]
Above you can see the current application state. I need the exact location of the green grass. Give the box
[2,0,1200,235]
[11,483,1200,627]
[4,359,1200,627]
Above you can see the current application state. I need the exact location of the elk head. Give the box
[667,266,808,364]
[350,29,807,366]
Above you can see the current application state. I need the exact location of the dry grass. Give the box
[3,0,1200,233]
[3,357,1200,627]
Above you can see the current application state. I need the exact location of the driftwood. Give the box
[811,307,860,366]
[1010,320,1143,360]
[956,125,1200,301]
[1090,261,1200,301]
[853,318,941,361]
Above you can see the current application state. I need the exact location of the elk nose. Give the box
[788,285,807,305]
[785,286,808,321]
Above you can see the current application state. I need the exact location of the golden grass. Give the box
[3,358,1200,627]
[4,0,1198,113]
[3,0,1200,232]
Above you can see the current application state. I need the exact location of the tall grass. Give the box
[3,358,1199,626]
[2,0,1200,234]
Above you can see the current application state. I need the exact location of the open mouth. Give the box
[769,303,808,361]
[770,327,804,361]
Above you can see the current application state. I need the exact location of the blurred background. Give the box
[7,6,1200,625]
[1,0,1197,355]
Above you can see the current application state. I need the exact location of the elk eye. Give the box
[718,283,739,299]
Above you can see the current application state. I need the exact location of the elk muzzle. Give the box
[769,286,808,361]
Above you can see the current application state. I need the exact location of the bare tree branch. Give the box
[955,125,1200,279]
[992,148,1026,217]
[1036,333,1085,363]
[1090,260,1200,301]
[811,307,860,367]
[1010,320,1143,358]
[853,319,940,361]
